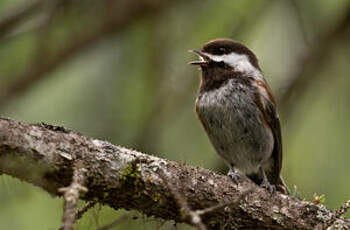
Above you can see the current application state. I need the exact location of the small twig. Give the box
[0,0,44,39]
[2,0,58,43]
[59,166,88,230]
[334,200,350,218]
[317,199,350,229]
[195,188,254,216]
[76,201,97,220]
[95,214,128,230]
[159,170,207,230]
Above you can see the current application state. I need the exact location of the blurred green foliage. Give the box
[0,0,350,229]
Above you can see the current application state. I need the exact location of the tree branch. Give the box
[0,117,349,229]
[0,0,174,110]
[278,4,350,119]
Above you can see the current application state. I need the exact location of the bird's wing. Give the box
[254,80,282,185]
[264,98,282,183]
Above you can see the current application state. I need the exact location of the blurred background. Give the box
[1,0,350,229]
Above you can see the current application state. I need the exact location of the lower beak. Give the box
[188,50,209,65]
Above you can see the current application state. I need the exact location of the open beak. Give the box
[188,50,210,65]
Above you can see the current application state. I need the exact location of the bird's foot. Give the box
[227,169,240,185]
[259,166,276,193]
[260,180,276,193]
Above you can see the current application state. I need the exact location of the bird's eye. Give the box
[219,47,226,54]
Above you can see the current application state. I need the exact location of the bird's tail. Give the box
[276,176,290,195]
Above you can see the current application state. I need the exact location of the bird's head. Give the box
[189,39,261,75]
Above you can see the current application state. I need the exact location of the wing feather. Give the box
[255,80,282,184]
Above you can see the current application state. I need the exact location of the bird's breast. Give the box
[195,79,274,174]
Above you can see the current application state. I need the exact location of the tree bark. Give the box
[0,117,348,229]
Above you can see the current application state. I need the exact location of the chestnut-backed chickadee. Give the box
[190,39,287,193]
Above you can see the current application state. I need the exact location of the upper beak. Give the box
[188,49,210,65]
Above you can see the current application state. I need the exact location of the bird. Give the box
[189,38,287,193]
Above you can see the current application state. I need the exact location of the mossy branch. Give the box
[0,117,349,229]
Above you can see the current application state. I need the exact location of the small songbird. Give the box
[190,39,287,193]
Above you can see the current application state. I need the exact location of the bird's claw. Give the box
[260,180,276,193]
[227,169,240,185]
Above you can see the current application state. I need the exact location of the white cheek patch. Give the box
[204,52,261,78]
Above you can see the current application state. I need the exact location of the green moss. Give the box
[151,192,162,203]
[121,163,140,186]
[121,163,162,206]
